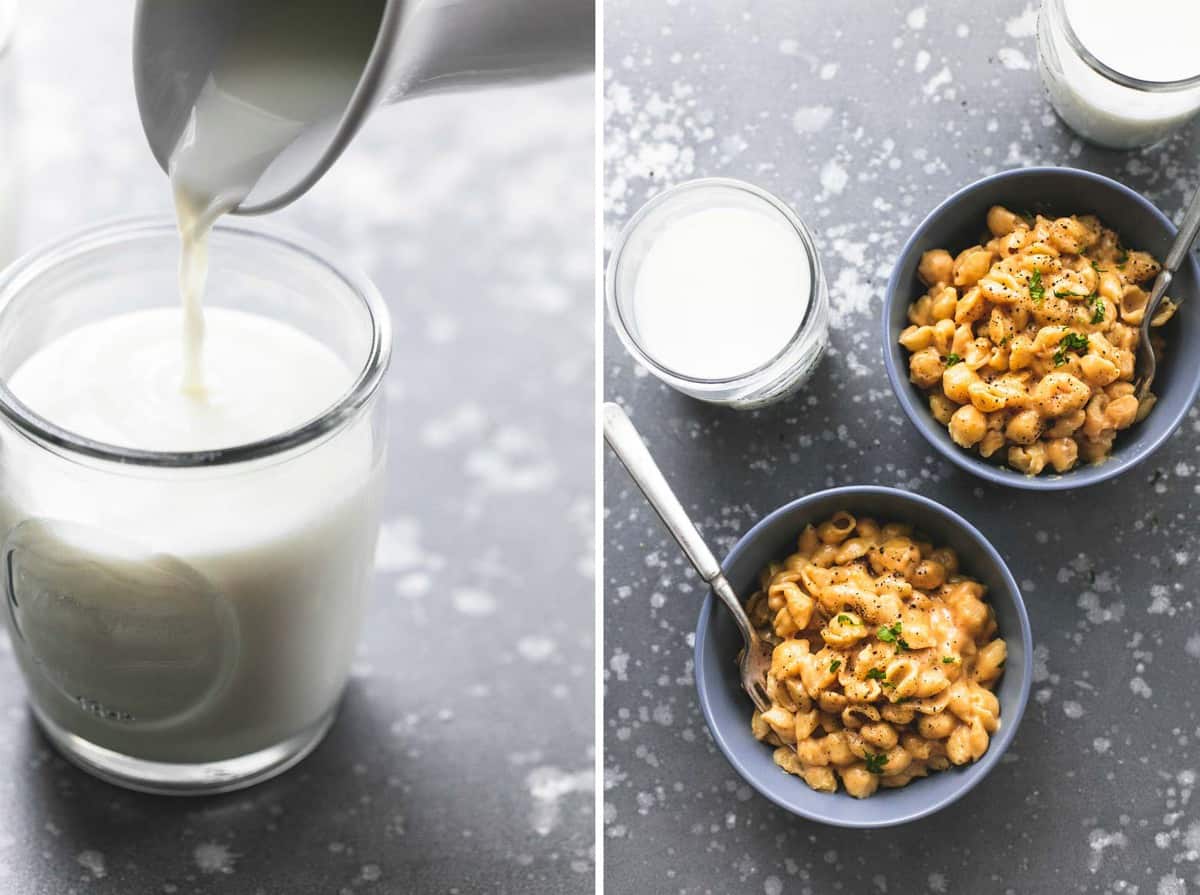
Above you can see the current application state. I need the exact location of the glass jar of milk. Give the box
[0,219,389,794]
[1038,0,1200,149]
[607,179,829,408]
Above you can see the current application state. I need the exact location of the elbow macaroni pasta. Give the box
[900,206,1176,474]
[746,511,1006,798]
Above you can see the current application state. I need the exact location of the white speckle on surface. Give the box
[906,6,927,30]
[526,766,593,836]
[998,48,1032,71]
[1187,634,1200,659]
[928,872,947,893]
[76,851,106,879]
[420,403,488,448]
[1131,676,1153,698]
[922,66,953,96]
[778,38,800,55]
[1088,828,1128,873]
[451,587,497,617]
[819,62,838,80]
[1006,4,1039,39]
[610,649,630,681]
[828,267,874,328]
[1159,874,1187,895]
[1063,700,1084,719]
[764,876,784,895]
[361,865,383,883]
[1093,737,1111,754]
[915,50,931,73]
[466,427,558,494]
[374,518,447,581]
[793,105,834,134]
[820,159,848,195]
[517,635,557,662]
[193,842,237,875]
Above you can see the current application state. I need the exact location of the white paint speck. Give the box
[1063,701,1085,719]
[819,63,838,80]
[517,635,557,662]
[1131,676,1153,698]
[906,6,927,30]
[793,105,834,134]
[76,851,106,879]
[915,50,931,73]
[923,66,953,96]
[998,47,1033,71]
[526,766,593,836]
[1158,874,1187,895]
[1006,4,1039,39]
[820,159,849,195]
[194,842,237,875]
[764,877,784,895]
[452,587,497,617]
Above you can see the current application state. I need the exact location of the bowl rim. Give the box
[881,165,1200,491]
[693,484,1034,828]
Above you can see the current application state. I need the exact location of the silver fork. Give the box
[1135,182,1200,401]
[602,402,772,712]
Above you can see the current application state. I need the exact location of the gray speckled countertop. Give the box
[604,2,1200,894]
[0,3,593,893]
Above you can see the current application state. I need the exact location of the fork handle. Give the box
[602,402,722,581]
[1166,182,1200,273]
[602,402,761,646]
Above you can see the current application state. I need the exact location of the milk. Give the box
[167,0,380,394]
[631,205,812,380]
[1,308,381,763]
[1039,0,1200,148]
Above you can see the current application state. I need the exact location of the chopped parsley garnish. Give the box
[1028,268,1044,303]
[1089,293,1105,324]
[942,655,957,664]
[829,659,841,673]
[876,622,903,645]
[1091,260,1107,273]
[944,353,962,367]
[866,668,886,682]
[1054,289,1076,298]
[1053,331,1090,366]
[836,613,859,625]
[1116,249,1129,266]
[864,752,888,774]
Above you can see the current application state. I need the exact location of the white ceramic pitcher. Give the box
[133,0,593,214]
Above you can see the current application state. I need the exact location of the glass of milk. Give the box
[607,178,828,408]
[0,219,389,794]
[1037,0,1200,149]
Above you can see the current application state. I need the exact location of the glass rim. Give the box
[605,177,823,387]
[0,215,391,468]
[1047,0,1200,92]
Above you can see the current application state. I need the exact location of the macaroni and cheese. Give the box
[746,512,1006,798]
[900,206,1176,474]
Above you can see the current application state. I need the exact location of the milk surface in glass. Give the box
[1039,0,1200,148]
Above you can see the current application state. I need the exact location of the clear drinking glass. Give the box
[606,178,829,409]
[1037,0,1200,149]
[0,219,390,794]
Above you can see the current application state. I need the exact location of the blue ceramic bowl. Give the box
[883,166,1200,490]
[694,486,1032,828]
